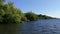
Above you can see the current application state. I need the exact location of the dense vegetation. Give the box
[0,0,55,24]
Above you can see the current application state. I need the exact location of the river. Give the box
[0,19,60,34]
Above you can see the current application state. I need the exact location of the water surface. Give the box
[0,19,60,34]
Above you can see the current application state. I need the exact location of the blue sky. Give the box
[5,0,60,18]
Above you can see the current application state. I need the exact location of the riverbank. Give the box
[0,0,57,24]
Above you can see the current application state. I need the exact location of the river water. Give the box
[0,19,60,34]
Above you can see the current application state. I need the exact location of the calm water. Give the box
[0,19,60,34]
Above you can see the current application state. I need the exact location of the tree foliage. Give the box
[0,0,26,23]
[25,12,39,21]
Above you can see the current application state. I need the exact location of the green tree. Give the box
[25,12,39,21]
[0,0,5,6]
[0,0,26,23]
[0,9,5,23]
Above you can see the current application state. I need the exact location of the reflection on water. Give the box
[0,19,60,34]
[0,23,23,34]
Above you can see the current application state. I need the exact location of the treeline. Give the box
[0,0,54,24]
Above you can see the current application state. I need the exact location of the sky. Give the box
[5,0,60,18]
